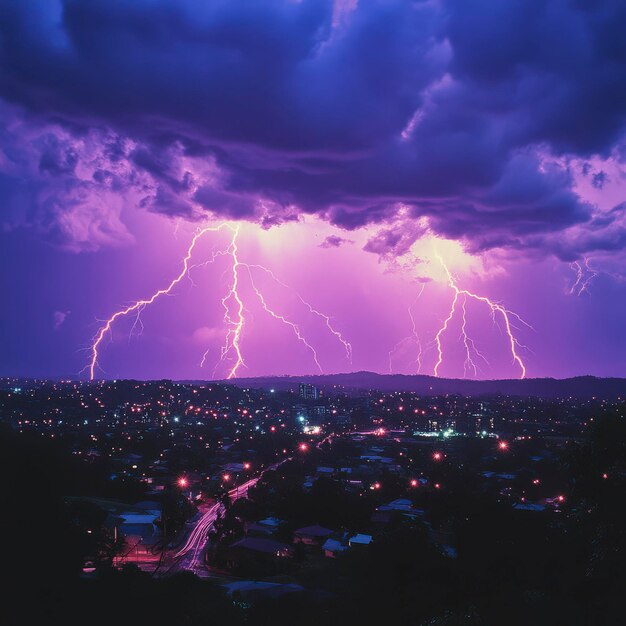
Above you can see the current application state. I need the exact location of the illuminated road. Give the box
[170,435,334,575]
[174,462,285,573]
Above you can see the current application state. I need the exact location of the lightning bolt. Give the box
[434,255,530,379]
[409,306,424,374]
[245,266,324,373]
[242,263,352,363]
[200,348,210,369]
[388,284,425,374]
[86,223,351,380]
[569,260,584,295]
[86,223,233,380]
[218,225,246,380]
[459,294,490,377]
[569,258,599,296]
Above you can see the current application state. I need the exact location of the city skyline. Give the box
[2,1,626,380]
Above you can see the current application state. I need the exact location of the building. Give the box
[219,537,293,572]
[323,538,349,558]
[349,533,373,547]
[299,383,320,400]
[294,525,334,546]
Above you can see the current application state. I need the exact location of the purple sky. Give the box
[1,0,626,381]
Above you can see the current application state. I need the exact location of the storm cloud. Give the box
[1,0,625,258]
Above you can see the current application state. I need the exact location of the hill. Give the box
[214,371,626,399]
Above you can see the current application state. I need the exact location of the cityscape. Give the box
[2,376,625,624]
[2,1,626,625]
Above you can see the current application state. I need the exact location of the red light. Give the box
[223,474,231,482]
[434,483,441,489]
[410,479,418,488]
[372,482,381,490]
[433,452,442,461]
[299,443,308,452]
[498,441,509,450]
[602,473,608,479]
[243,462,251,470]
[177,477,188,488]
[557,495,565,503]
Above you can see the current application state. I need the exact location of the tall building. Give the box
[299,383,320,400]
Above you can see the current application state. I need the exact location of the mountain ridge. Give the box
[210,371,626,399]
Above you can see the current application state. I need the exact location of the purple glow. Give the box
[1,1,626,381]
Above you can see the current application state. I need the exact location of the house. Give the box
[293,525,334,546]
[222,462,245,473]
[118,513,158,538]
[514,502,546,512]
[133,500,161,516]
[230,537,292,557]
[258,517,283,530]
[349,533,373,547]
[323,538,349,558]
[360,454,394,464]
[315,466,335,476]
[221,537,292,572]
[245,522,276,537]
[378,498,413,511]
[376,498,425,521]
[112,511,160,560]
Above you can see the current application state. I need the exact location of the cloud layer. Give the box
[1,0,625,258]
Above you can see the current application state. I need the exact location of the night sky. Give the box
[1,0,626,380]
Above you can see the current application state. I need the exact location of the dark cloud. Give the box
[320,234,354,248]
[0,0,625,258]
[363,219,429,258]
[592,171,608,189]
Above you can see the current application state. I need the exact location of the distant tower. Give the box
[299,383,320,400]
